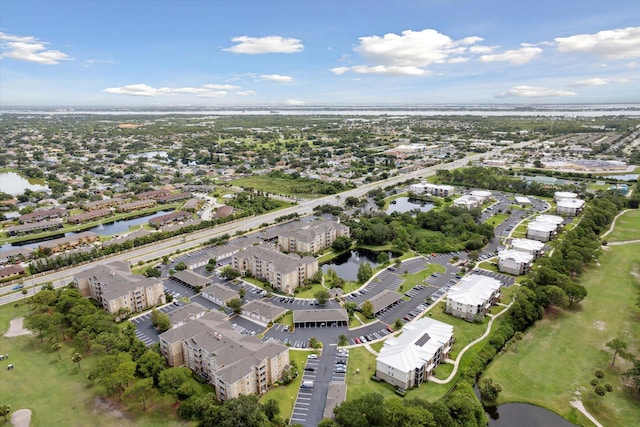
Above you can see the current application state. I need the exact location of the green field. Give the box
[484,214,508,227]
[483,242,640,427]
[423,302,489,359]
[604,210,640,242]
[0,304,190,427]
[230,176,328,198]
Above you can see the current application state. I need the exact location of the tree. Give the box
[137,350,166,383]
[144,266,161,278]
[361,300,374,319]
[239,288,246,299]
[208,394,267,427]
[394,319,403,330]
[220,266,241,280]
[479,378,503,401]
[123,378,155,410]
[314,289,330,305]
[72,352,82,370]
[226,298,243,314]
[606,338,627,367]
[357,262,373,283]
[623,359,640,393]
[331,236,352,252]
[174,262,187,271]
[52,342,62,360]
[0,404,10,422]
[150,309,171,332]
[262,398,280,422]
[158,367,192,403]
[513,331,523,351]
[338,334,348,346]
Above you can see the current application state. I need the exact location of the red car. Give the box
[355,338,362,344]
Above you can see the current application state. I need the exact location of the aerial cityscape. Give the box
[1,1,639,427]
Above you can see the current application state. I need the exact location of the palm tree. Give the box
[72,352,82,370]
[52,342,62,360]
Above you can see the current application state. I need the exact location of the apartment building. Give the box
[158,310,289,401]
[445,274,502,321]
[409,183,455,197]
[498,249,534,275]
[73,261,165,318]
[376,318,453,390]
[232,245,318,294]
[510,238,545,258]
[556,198,585,217]
[277,220,350,254]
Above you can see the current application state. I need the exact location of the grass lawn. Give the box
[484,214,509,227]
[259,350,309,420]
[478,261,499,272]
[604,210,640,242]
[294,283,326,299]
[230,176,326,198]
[482,242,640,427]
[345,347,398,402]
[424,302,488,359]
[432,362,454,380]
[396,265,444,293]
[0,303,190,427]
[368,341,385,353]
[277,312,294,329]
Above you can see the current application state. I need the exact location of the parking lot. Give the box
[130,304,175,346]
[290,346,349,427]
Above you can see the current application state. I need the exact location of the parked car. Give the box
[12,284,23,290]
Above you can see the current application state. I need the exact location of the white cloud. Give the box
[330,67,350,75]
[479,46,543,65]
[260,74,294,82]
[104,83,240,97]
[223,36,303,54]
[555,26,640,59]
[83,59,118,67]
[448,57,469,64]
[356,29,483,68]
[284,99,305,105]
[571,78,610,87]
[496,85,576,98]
[235,90,256,96]
[469,45,496,54]
[350,65,431,76]
[0,31,71,64]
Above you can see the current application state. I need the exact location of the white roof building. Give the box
[498,249,534,275]
[514,196,531,205]
[470,190,492,202]
[453,194,483,209]
[527,220,559,242]
[554,191,578,201]
[376,318,453,390]
[535,214,565,229]
[510,238,545,258]
[445,274,502,321]
[556,198,585,217]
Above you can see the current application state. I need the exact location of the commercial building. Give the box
[73,261,165,319]
[232,245,318,294]
[375,318,453,390]
[277,220,350,254]
[445,274,502,321]
[498,249,535,275]
[158,310,289,402]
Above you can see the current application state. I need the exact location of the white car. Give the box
[307,354,318,359]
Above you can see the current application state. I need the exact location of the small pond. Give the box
[486,403,577,427]
[386,197,435,214]
[321,249,399,282]
[0,172,49,196]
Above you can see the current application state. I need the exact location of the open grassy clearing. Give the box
[483,242,640,427]
[433,362,454,380]
[259,350,309,421]
[396,264,445,292]
[604,209,640,242]
[484,213,508,227]
[0,303,190,427]
[229,176,327,197]
[478,261,499,272]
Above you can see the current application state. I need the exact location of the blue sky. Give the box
[1,0,639,106]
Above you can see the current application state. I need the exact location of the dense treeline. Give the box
[346,206,494,253]
[435,167,582,198]
[228,191,290,214]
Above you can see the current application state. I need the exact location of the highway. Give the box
[0,140,533,306]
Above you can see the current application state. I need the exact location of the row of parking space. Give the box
[477,251,499,262]
[130,304,174,346]
[269,295,320,306]
[351,326,392,345]
[403,283,428,298]
[397,257,429,274]
[471,269,515,287]
[401,302,432,323]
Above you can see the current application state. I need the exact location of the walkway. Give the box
[570,400,603,427]
[428,299,514,384]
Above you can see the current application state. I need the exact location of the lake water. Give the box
[322,249,397,282]
[386,197,435,214]
[0,172,49,196]
[486,403,577,427]
[0,210,171,253]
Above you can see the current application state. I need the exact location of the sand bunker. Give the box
[10,409,32,427]
[4,318,32,338]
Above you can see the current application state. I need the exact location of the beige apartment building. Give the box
[73,261,165,318]
[158,310,289,401]
[277,220,350,254]
[232,245,318,294]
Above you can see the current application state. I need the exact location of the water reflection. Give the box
[0,172,49,196]
[322,249,398,282]
[386,197,435,214]
[486,403,577,427]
